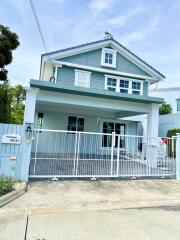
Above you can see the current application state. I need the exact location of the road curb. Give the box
[0,182,28,208]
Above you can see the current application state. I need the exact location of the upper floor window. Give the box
[120,80,129,93]
[132,82,141,95]
[105,75,143,95]
[177,99,180,112]
[74,69,91,88]
[107,78,117,92]
[101,48,117,68]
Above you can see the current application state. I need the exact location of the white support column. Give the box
[146,103,159,138]
[176,134,180,181]
[146,104,159,169]
[23,87,39,124]
[21,87,39,182]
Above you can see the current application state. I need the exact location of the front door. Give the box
[101,121,126,176]
[102,122,126,148]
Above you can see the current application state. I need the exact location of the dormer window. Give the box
[101,48,117,68]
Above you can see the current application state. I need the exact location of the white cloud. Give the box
[120,15,160,45]
[89,0,115,14]
[107,5,147,27]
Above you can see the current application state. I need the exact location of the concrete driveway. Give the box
[1,180,180,239]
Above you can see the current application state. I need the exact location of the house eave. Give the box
[41,38,165,81]
[52,60,158,84]
[30,79,164,104]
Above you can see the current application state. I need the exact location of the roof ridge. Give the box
[41,37,165,79]
[42,38,112,56]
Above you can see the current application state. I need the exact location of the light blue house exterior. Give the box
[22,37,167,179]
[25,38,164,136]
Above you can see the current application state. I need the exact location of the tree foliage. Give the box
[0,84,25,124]
[0,24,24,124]
[167,128,180,137]
[0,82,12,123]
[159,103,172,115]
[0,24,20,81]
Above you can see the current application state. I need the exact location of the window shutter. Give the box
[75,70,91,88]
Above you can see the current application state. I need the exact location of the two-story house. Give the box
[24,37,166,179]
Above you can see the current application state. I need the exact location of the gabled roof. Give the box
[41,37,165,80]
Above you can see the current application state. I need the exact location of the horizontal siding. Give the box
[57,66,105,90]
[57,66,148,95]
[143,81,148,96]
[58,48,151,77]
[57,66,75,86]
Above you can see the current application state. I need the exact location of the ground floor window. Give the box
[67,116,85,132]
[102,122,126,148]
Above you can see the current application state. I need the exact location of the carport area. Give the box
[1,180,180,239]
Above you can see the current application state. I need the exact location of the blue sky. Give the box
[0,0,180,87]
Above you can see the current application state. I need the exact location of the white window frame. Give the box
[74,69,91,88]
[67,115,85,132]
[131,81,142,95]
[100,119,127,150]
[105,74,143,95]
[119,79,129,94]
[101,48,117,68]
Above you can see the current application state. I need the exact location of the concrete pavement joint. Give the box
[24,208,29,240]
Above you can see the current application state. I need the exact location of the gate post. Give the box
[176,134,180,181]
[20,88,38,182]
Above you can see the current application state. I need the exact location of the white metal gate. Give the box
[29,129,176,179]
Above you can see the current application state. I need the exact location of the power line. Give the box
[28,0,48,52]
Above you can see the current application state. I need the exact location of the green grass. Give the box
[0,176,16,197]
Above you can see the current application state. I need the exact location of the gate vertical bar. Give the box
[116,135,120,176]
[33,131,39,175]
[73,132,78,175]
[176,133,180,181]
[111,132,116,176]
[75,132,81,176]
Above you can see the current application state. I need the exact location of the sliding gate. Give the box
[29,129,176,179]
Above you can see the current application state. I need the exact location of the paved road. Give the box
[1,180,180,240]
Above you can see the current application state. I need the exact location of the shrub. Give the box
[159,103,172,115]
[0,176,16,197]
[166,129,180,157]
[167,128,180,138]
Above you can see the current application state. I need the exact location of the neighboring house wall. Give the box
[159,113,180,136]
[150,88,180,113]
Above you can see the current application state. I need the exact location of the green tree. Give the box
[0,24,20,81]
[159,103,172,115]
[0,82,12,123]
[10,85,25,124]
[0,84,25,124]
[0,24,21,123]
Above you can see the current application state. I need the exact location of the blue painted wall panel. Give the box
[58,48,151,77]
[57,66,148,95]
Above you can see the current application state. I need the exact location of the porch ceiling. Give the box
[36,101,148,119]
